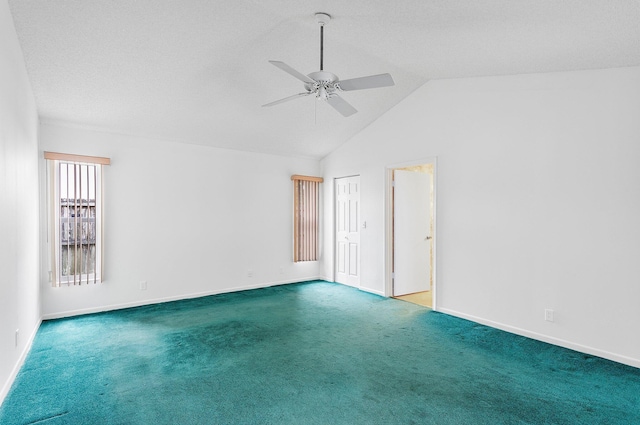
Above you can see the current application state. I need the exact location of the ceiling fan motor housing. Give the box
[305,71,339,100]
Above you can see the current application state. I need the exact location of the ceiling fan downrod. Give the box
[320,24,324,71]
[316,13,331,71]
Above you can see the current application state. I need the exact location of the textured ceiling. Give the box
[8,0,640,159]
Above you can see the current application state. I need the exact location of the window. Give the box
[45,152,110,286]
[291,175,323,262]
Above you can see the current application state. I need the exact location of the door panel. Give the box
[349,243,358,276]
[338,243,346,273]
[335,176,360,287]
[393,170,431,296]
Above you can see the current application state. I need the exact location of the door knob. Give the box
[425,236,432,240]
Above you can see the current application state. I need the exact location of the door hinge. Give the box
[391,180,396,187]
[391,272,395,279]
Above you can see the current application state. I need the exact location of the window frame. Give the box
[45,152,109,286]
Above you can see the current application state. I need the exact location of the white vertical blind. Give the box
[58,162,99,285]
[92,164,98,284]
[292,175,323,262]
[46,151,109,286]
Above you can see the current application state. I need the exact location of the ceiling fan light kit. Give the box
[263,12,395,117]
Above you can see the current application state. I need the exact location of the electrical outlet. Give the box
[545,309,554,322]
[139,281,147,291]
[248,269,253,278]
[15,329,19,347]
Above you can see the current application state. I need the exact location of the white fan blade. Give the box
[269,61,316,84]
[327,94,357,117]
[338,73,394,91]
[262,92,311,107]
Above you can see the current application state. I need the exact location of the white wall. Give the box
[39,123,321,318]
[321,66,640,367]
[0,0,41,403]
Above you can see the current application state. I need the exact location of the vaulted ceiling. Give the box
[9,0,640,159]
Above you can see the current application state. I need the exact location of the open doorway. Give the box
[385,160,436,309]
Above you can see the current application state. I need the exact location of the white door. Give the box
[335,176,360,287]
[393,170,431,296]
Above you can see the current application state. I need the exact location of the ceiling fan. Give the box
[263,13,395,117]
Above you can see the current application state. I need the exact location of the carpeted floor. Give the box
[1,281,639,424]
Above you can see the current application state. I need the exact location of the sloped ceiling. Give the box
[8,0,640,159]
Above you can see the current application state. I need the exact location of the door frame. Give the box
[384,158,437,309]
[333,174,361,288]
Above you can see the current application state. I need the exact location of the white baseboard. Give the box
[359,286,385,297]
[438,307,640,369]
[0,319,42,406]
[325,279,386,297]
[41,277,325,320]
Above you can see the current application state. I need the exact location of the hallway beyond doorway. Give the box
[394,290,432,308]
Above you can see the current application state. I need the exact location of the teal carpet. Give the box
[1,281,639,424]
